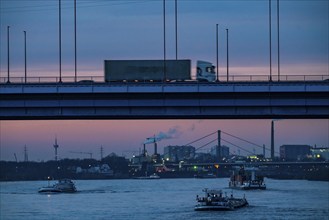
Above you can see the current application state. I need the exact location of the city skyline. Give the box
[1,119,328,161]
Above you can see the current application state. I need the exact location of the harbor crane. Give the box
[69,151,93,159]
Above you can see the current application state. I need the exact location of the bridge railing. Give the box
[0,76,104,84]
[0,74,328,84]
[222,74,329,82]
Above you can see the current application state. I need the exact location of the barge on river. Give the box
[195,188,248,211]
[229,167,266,190]
[38,179,77,193]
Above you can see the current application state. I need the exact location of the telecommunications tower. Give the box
[54,137,59,161]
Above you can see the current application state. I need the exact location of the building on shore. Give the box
[164,145,195,162]
[211,145,230,158]
[310,147,329,161]
[280,145,311,161]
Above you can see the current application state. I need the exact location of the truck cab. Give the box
[196,60,216,82]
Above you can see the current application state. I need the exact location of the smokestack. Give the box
[143,144,146,157]
[271,120,274,159]
[154,141,157,155]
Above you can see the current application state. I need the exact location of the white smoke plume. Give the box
[144,126,182,144]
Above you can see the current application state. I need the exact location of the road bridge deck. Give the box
[1,81,328,120]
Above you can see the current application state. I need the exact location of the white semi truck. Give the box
[104,59,216,82]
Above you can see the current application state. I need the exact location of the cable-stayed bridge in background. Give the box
[180,129,278,159]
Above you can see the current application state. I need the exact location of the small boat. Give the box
[195,188,248,211]
[38,179,77,193]
[229,167,266,190]
[134,173,160,179]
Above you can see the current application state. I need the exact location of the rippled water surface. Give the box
[1,178,328,220]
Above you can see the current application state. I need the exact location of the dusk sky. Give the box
[0,0,328,161]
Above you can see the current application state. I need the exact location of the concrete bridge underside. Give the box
[0,82,328,120]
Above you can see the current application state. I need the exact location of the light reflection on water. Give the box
[1,178,328,220]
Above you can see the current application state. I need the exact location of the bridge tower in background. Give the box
[217,130,221,161]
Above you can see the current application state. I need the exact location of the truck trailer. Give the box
[104,59,216,82]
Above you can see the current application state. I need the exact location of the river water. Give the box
[0,178,328,220]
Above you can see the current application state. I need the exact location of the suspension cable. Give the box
[221,130,270,151]
[221,138,254,155]
[183,131,217,147]
[195,139,218,152]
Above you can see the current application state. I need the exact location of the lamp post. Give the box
[277,0,280,81]
[216,24,219,82]
[24,31,27,83]
[163,0,166,81]
[59,0,62,83]
[175,0,178,60]
[269,0,272,82]
[7,26,10,84]
[226,28,229,82]
[74,0,77,82]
